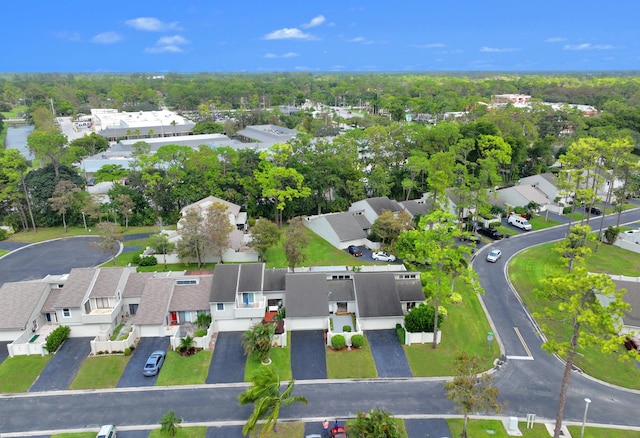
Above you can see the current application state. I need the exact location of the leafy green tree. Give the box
[403,303,442,333]
[148,233,175,269]
[192,120,224,134]
[283,217,310,270]
[117,194,135,229]
[159,410,182,437]
[553,224,592,273]
[94,164,129,183]
[27,130,68,178]
[195,312,211,330]
[68,133,109,156]
[48,180,81,233]
[238,366,307,437]
[348,407,400,438]
[444,351,504,438]
[535,257,629,438]
[203,202,234,264]
[370,210,413,248]
[249,218,281,262]
[242,321,275,365]
[0,148,37,231]
[176,209,210,269]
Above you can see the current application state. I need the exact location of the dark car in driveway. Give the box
[585,206,603,215]
[143,350,166,376]
[347,245,363,257]
[477,226,503,240]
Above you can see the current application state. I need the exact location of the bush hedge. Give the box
[351,334,365,348]
[342,325,352,332]
[44,325,71,353]
[331,334,346,350]
[396,323,406,344]
[404,304,444,333]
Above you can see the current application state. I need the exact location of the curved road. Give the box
[2,216,640,434]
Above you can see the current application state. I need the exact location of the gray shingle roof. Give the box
[238,263,264,292]
[54,268,97,308]
[400,199,433,217]
[210,264,240,302]
[395,277,425,302]
[123,272,155,298]
[326,279,355,302]
[264,269,287,291]
[0,281,50,330]
[365,197,402,215]
[614,280,640,327]
[286,273,330,318]
[89,268,127,298]
[324,212,368,241]
[169,276,213,312]
[133,278,175,325]
[354,273,403,318]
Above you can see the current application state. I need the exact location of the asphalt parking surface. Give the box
[404,418,452,437]
[117,337,169,388]
[207,332,245,384]
[0,341,9,365]
[366,329,412,378]
[29,337,92,392]
[0,236,118,285]
[290,330,327,380]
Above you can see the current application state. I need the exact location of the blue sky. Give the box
[4,1,638,72]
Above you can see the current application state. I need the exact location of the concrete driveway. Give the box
[117,337,169,388]
[366,329,412,378]
[207,332,246,384]
[29,337,92,392]
[0,236,118,285]
[290,330,327,380]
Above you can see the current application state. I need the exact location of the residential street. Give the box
[2,210,640,435]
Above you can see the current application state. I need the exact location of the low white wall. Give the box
[614,238,640,255]
[170,324,214,350]
[8,341,46,357]
[405,330,442,345]
[90,326,139,355]
[150,248,258,265]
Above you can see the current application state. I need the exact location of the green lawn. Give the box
[0,355,51,393]
[155,350,212,386]
[567,425,640,437]
[528,214,561,230]
[245,343,292,382]
[265,225,375,268]
[148,426,207,437]
[447,419,554,437]
[326,337,377,378]
[70,355,129,389]
[509,242,640,389]
[51,433,95,438]
[404,281,500,377]
[5,225,161,244]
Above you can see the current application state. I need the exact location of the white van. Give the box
[97,425,116,438]
[508,215,532,231]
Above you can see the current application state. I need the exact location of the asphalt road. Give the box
[3,211,640,435]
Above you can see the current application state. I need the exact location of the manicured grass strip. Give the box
[51,433,95,438]
[509,243,640,389]
[567,425,640,437]
[156,350,212,386]
[70,355,129,389]
[6,225,161,244]
[245,344,292,382]
[148,426,207,437]
[528,214,561,230]
[326,338,377,379]
[249,421,304,437]
[405,281,499,377]
[447,419,552,437]
[0,355,51,393]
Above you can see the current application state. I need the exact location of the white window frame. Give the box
[62,308,71,318]
[216,303,224,311]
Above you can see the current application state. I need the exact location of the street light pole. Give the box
[581,397,591,438]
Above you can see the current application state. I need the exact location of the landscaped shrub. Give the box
[351,334,365,348]
[563,206,573,215]
[438,306,448,318]
[0,228,8,241]
[137,255,158,266]
[44,325,71,353]
[194,328,207,337]
[331,334,346,350]
[396,325,406,344]
[124,347,132,356]
[342,325,352,332]
[448,293,463,304]
[487,221,501,229]
[403,304,444,333]
[604,226,621,244]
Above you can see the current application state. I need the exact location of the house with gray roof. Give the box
[0,280,52,342]
[303,211,370,250]
[349,196,403,225]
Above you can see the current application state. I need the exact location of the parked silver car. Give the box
[143,350,166,376]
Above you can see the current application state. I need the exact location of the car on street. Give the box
[371,251,397,262]
[486,249,502,263]
[143,350,166,376]
[477,226,504,240]
[347,245,363,257]
[584,206,603,215]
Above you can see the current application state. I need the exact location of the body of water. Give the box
[4,125,35,160]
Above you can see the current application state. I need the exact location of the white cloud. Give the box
[564,43,614,50]
[91,32,122,44]
[412,43,446,49]
[144,35,189,54]
[348,36,373,44]
[264,53,278,59]
[125,17,181,32]
[53,31,82,42]
[545,37,567,43]
[302,15,325,28]
[263,28,314,40]
[263,52,299,58]
[480,46,519,53]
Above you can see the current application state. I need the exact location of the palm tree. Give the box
[238,366,307,437]
[178,335,195,355]
[242,321,275,365]
[159,410,182,437]
[195,312,212,330]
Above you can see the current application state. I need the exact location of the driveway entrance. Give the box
[207,332,245,383]
[366,330,412,377]
[117,337,169,388]
[29,337,92,392]
[291,330,327,380]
